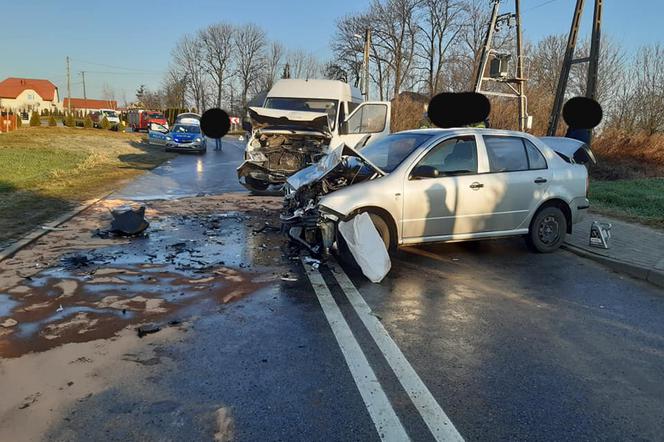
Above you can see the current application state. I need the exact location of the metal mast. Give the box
[547,0,603,135]
[474,0,528,131]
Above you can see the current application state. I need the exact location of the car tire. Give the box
[526,206,567,253]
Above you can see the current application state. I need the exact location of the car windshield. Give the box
[359,133,433,173]
[264,97,338,121]
[148,113,164,119]
[102,111,117,117]
[173,125,200,134]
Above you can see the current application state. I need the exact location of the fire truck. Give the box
[127,109,168,132]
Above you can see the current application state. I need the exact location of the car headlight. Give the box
[248,151,268,162]
[166,136,172,141]
[195,137,202,142]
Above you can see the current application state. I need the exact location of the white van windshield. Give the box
[264,98,338,127]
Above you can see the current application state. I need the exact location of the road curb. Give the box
[562,242,664,290]
[0,192,113,263]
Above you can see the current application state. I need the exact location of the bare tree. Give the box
[370,0,420,98]
[233,23,267,113]
[256,41,285,93]
[199,23,235,108]
[414,0,465,96]
[101,82,116,101]
[172,34,209,111]
[162,67,188,109]
[286,49,322,79]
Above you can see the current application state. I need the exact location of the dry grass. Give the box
[592,131,664,179]
[0,126,174,245]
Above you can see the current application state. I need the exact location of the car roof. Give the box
[397,127,534,138]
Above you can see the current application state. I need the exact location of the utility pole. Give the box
[362,28,371,101]
[515,0,526,132]
[547,0,602,135]
[473,0,500,93]
[80,71,87,100]
[474,0,528,131]
[66,56,71,114]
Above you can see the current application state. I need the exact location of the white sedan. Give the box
[283,128,595,255]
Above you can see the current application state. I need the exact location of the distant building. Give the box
[63,98,118,114]
[0,77,61,112]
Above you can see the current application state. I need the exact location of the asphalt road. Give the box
[46,140,664,441]
[114,136,247,200]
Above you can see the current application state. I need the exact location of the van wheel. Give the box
[526,206,567,253]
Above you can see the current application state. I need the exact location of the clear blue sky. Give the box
[1,0,661,101]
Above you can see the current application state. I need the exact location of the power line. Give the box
[80,71,164,76]
[524,0,559,13]
[70,58,163,74]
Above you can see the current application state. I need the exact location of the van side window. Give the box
[344,103,387,134]
[347,101,359,115]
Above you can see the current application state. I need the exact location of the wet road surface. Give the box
[114,136,247,200]
[2,138,664,441]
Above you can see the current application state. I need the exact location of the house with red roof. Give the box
[63,98,118,114]
[0,77,61,112]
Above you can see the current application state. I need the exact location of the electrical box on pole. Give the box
[474,0,528,132]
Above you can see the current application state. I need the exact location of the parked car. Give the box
[282,128,595,257]
[148,122,206,154]
[128,109,168,132]
[237,79,391,192]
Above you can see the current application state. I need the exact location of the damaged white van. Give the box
[237,79,391,192]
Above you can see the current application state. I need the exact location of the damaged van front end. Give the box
[238,107,332,192]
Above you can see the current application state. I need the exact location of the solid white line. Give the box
[301,259,410,442]
[330,261,464,442]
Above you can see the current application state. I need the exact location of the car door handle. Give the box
[534,177,548,184]
[469,182,484,190]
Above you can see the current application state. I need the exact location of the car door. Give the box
[147,123,169,146]
[402,134,493,239]
[477,135,552,232]
[335,102,391,149]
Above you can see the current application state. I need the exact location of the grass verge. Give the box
[0,126,174,246]
[590,178,664,229]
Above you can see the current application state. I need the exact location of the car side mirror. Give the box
[411,165,439,179]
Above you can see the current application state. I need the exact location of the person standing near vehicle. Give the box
[214,137,222,151]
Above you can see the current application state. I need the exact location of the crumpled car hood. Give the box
[249,107,330,135]
[286,143,385,191]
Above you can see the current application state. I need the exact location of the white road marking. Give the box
[330,261,465,442]
[301,259,410,442]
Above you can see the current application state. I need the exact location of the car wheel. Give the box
[526,206,567,253]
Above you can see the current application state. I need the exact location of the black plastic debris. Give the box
[60,254,92,269]
[110,206,149,236]
[137,323,161,338]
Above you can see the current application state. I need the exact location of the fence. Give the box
[0,113,18,133]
